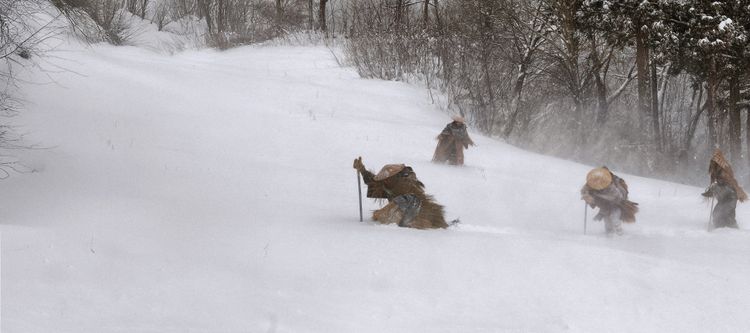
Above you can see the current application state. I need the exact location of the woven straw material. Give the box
[711,149,731,170]
[374,164,405,181]
[586,168,613,190]
[709,149,748,202]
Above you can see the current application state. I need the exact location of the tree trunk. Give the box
[395,0,403,31]
[635,26,650,133]
[659,69,670,114]
[685,86,704,153]
[504,34,541,138]
[308,0,314,30]
[650,57,661,151]
[423,0,430,30]
[319,0,328,32]
[140,0,147,19]
[706,57,719,150]
[561,1,583,143]
[433,0,442,34]
[275,0,283,32]
[504,63,527,138]
[589,35,608,125]
[331,0,335,36]
[482,58,495,133]
[747,107,750,180]
[729,76,741,163]
[341,4,348,37]
[480,1,495,133]
[199,0,212,34]
[217,0,225,33]
[127,0,137,15]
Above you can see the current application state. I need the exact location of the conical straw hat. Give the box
[374,164,405,181]
[586,167,612,190]
[451,115,465,123]
[711,148,730,170]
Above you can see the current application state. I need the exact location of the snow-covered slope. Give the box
[2,42,749,333]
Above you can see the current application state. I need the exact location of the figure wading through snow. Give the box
[581,167,639,236]
[432,115,475,166]
[353,157,448,229]
[702,149,747,229]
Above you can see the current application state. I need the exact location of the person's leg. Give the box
[604,210,623,236]
[455,144,465,166]
[713,203,728,228]
[611,209,623,235]
[604,217,614,235]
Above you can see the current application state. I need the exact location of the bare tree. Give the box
[152,1,172,31]
[140,0,148,18]
[1,0,72,177]
[499,0,547,137]
[539,0,592,145]
[308,0,313,29]
[318,0,328,32]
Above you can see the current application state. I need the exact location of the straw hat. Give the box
[451,115,465,124]
[710,148,730,170]
[586,167,612,190]
[374,164,405,181]
[709,148,748,202]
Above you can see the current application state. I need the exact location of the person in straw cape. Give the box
[581,167,639,236]
[432,115,475,166]
[701,149,747,229]
[353,157,448,229]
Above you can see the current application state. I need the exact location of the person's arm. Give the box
[353,157,376,184]
[591,186,622,203]
[581,185,596,208]
[464,132,475,148]
[701,183,716,198]
[437,125,451,140]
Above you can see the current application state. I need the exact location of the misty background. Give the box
[3,0,749,186]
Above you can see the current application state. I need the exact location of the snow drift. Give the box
[1,40,749,332]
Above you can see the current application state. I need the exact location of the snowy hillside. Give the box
[2,41,750,333]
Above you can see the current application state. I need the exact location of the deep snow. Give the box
[1,40,750,333]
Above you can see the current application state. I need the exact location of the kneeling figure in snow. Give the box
[581,167,639,236]
[354,157,448,229]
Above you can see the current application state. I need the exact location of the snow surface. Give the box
[2,41,750,333]
[719,18,733,31]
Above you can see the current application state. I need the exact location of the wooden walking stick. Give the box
[357,170,363,222]
[707,195,715,231]
[584,202,588,235]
